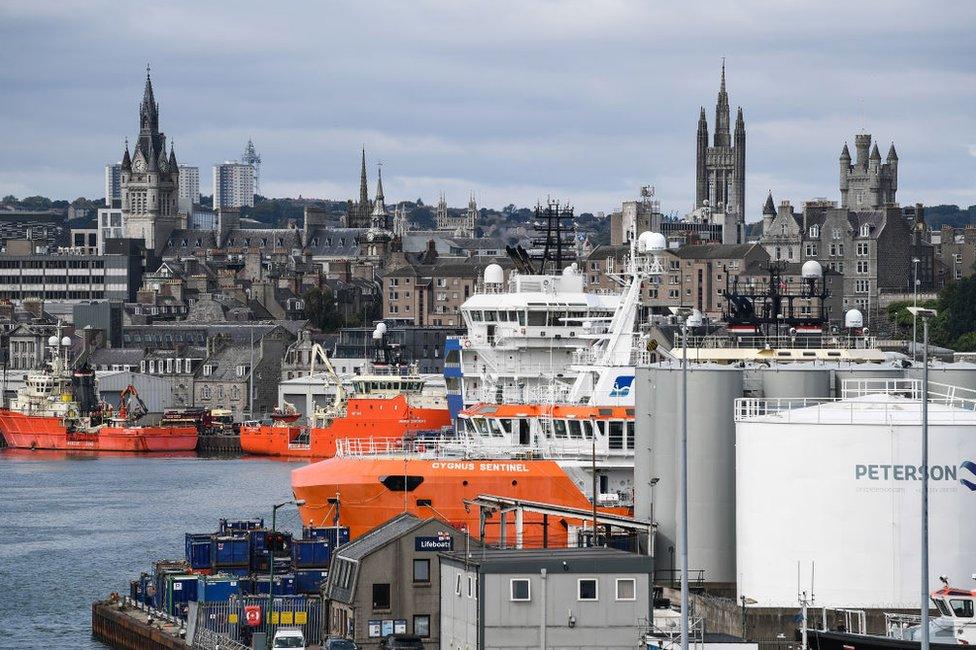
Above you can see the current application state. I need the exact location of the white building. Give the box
[212,162,255,210]
[96,207,124,253]
[177,164,200,213]
[104,163,122,208]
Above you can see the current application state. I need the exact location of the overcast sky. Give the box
[0,1,973,218]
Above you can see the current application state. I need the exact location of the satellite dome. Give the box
[61,336,71,347]
[562,262,578,276]
[637,231,667,253]
[48,335,59,347]
[844,309,864,328]
[685,310,704,327]
[801,260,823,279]
[483,263,504,284]
[375,321,387,335]
[372,329,383,340]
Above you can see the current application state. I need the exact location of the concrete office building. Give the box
[440,547,653,650]
[324,513,477,648]
[104,163,122,208]
[212,162,255,209]
[177,164,200,213]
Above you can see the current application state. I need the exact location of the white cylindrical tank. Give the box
[637,364,743,585]
[736,394,976,607]
[905,363,976,392]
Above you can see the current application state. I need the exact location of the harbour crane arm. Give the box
[309,343,346,409]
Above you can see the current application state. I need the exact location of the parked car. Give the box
[324,637,359,650]
[379,635,424,649]
[272,628,306,649]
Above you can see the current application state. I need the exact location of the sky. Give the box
[0,0,973,219]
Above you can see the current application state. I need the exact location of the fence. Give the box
[190,595,324,647]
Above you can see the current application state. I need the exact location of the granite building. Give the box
[839,133,898,210]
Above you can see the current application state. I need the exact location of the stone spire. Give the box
[122,139,132,172]
[356,148,370,227]
[714,58,730,147]
[886,142,898,160]
[840,143,851,161]
[169,141,177,168]
[140,64,159,134]
[870,142,881,160]
[371,164,387,220]
[762,191,775,215]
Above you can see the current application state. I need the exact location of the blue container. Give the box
[251,574,296,596]
[294,569,328,594]
[249,530,270,572]
[273,555,293,573]
[292,539,332,568]
[302,526,350,547]
[165,575,199,618]
[130,579,142,602]
[185,533,213,569]
[197,575,245,602]
[139,573,154,606]
[211,536,249,567]
[222,566,251,577]
[219,518,264,534]
[152,566,187,610]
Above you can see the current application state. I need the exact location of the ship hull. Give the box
[292,456,609,545]
[805,629,961,650]
[240,396,451,459]
[0,410,198,452]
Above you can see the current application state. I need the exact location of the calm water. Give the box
[0,451,306,648]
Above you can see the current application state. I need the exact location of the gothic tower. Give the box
[695,60,746,243]
[121,67,181,252]
[346,148,372,228]
[371,165,389,230]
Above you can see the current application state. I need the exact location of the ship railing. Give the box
[334,436,618,461]
[884,612,922,640]
[820,608,867,635]
[674,333,877,350]
[469,382,577,405]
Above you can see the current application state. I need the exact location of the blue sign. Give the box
[609,375,635,398]
[415,534,453,552]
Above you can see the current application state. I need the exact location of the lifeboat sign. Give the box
[244,605,262,627]
[415,533,453,552]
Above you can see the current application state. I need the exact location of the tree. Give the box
[2,195,17,204]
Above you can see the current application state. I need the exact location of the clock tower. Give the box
[120,67,182,253]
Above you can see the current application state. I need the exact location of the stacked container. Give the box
[211,536,250,571]
[197,574,246,602]
[251,574,297,596]
[184,533,213,571]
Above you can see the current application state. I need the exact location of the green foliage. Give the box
[954,332,976,353]
[923,204,976,229]
[2,195,17,203]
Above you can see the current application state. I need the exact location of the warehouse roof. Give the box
[440,547,653,574]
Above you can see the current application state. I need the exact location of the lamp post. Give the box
[267,498,305,648]
[911,258,920,361]
[908,306,936,650]
[679,310,702,650]
[739,596,757,639]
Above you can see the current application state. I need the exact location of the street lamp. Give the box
[739,596,758,639]
[907,306,937,650]
[267,498,305,648]
[679,311,700,650]
[911,258,921,361]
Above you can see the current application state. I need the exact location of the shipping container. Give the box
[211,536,249,567]
[139,573,154,606]
[185,533,213,569]
[294,569,328,595]
[302,526,349,547]
[219,518,264,534]
[248,529,270,572]
[130,579,142,602]
[272,555,293,574]
[152,564,189,610]
[164,574,199,618]
[251,574,297,596]
[197,575,246,602]
[221,566,251,577]
[292,539,331,568]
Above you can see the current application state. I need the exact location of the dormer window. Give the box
[809,225,819,238]
[860,224,871,237]
[203,364,214,376]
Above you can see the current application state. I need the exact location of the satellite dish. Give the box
[483,263,504,284]
[48,335,59,347]
[801,260,823,279]
[637,231,666,254]
[844,309,864,328]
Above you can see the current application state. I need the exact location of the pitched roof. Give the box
[675,243,756,260]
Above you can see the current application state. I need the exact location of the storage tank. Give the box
[831,364,905,396]
[905,362,976,392]
[735,390,976,607]
[759,365,832,400]
[636,364,743,585]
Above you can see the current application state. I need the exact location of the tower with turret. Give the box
[839,133,897,210]
[695,60,746,243]
[120,67,181,252]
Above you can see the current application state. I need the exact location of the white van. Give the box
[272,628,306,649]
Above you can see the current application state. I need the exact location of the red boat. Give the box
[0,333,197,452]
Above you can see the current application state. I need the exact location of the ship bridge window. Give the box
[517,311,526,326]
[472,418,490,437]
[527,311,547,326]
[484,310,498,322]
[608,420,624,450]
[553,419,567,439]
[471,311,483,322]
[488,419,506,437]
[950,599,974,618]
[581,420,594,439]
[934,600,952,617]
[568,420,583,439]
[380,475,424,492]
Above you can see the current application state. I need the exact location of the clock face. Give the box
[133,156,147,173]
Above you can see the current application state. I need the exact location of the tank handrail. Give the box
[735,394,976,424]
[842,378,976,409]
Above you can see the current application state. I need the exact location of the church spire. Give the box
[356,148,370,226]
[372,163,387,222]
[714,58,731,147]
[122,139,132,172]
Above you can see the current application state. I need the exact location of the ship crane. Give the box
[309,342,347,425]
[116,385,149,422]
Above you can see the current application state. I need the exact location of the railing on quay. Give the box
[190,595,323,648]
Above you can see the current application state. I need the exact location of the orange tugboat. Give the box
[0,332,198,452]
[240,339,451,459]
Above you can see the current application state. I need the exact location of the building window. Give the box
[412,559,430,583]
[468,575,474,598]
[578,578,598,601]
[372,583,391,610]
[616,578,636,601]
[809,225,819,238]
[455,574,462,596]
[413,615,430,638]
[510,578,530,601]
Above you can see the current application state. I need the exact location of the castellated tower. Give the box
[839,133,898,210]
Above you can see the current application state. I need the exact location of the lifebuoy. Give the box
[463,339,472,349]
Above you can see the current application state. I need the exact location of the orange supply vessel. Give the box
[0,333,197,452]
[240,372,451,459]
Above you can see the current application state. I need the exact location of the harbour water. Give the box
[0,451,306,648]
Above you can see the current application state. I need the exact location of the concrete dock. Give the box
[92,596,188,650]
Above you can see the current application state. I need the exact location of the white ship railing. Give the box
[469,382,576,405]
[735,380,976,424]
[333,436,624,462]
[675,333,878,350]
